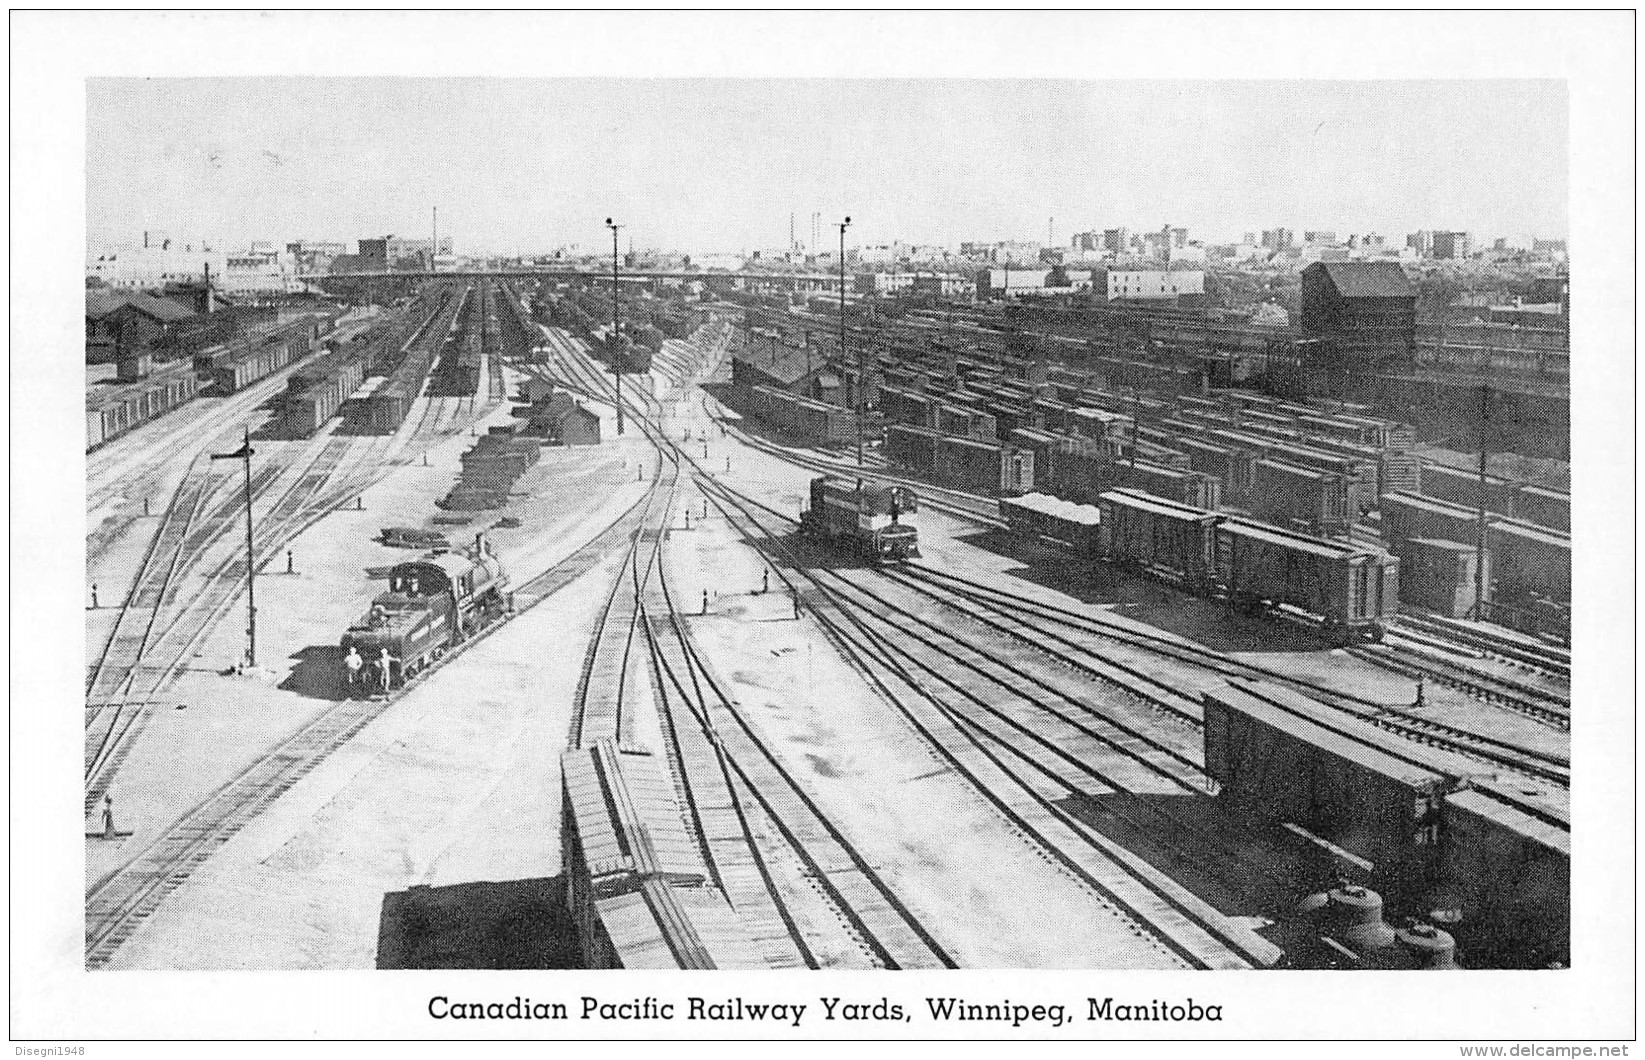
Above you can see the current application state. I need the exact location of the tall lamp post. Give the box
[837,216,858,467]
[605,217,624,435]
[211,427,257,668]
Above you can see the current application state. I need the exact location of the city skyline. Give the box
[87,78,1568,257]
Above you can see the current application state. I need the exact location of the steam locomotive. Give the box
[800,476,920,564]
[341,534,510,691]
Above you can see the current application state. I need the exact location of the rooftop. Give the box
[1307,260,1416,299]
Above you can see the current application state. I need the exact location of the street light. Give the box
[837,216,859,467]
[605,217,624,435]
[210,427,257,668]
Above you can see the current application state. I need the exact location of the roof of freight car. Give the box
[1441,788,1570,854]
[1257,457,1341,482]
[886,423,943,438]
[1206,681,1451,792]
[1002,492,1101,525]
[561,741,709,884]
[1218,516,1369,558]
[593,880,768,969]
[1098,488,1218,521]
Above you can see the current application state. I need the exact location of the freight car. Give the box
[800,475,920,563]
[1000,492,1101,554]
[1203,679,1568,968]
[339,535,509,692]
[85,359,201,450]
[1214,516,1398,641]
[1097,488,1221,590]
[1093,490,1396,641]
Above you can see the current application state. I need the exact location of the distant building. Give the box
[1406,230,1435,256]
[1102,228,1131,254]
[1430,231,1473,260]
[1261,228,1294,251]
[1300,260,1417,373]
[358,235,454,270]
[1304,230,1338,246]
[1071,230,1103,253]
[1091,269,1205,303]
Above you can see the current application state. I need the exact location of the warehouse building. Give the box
[1300,260,1418,374]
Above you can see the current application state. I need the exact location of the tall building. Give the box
[1071,230,1103,253]
[1103,227,1131,254]
[1261,228,1295,250]
[1430,231,1473,260]
[1406,230,1435,256]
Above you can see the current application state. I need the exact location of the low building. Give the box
[85,290,200,360]
[1092,269,1206,302]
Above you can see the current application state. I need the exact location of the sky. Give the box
[86,78,1567,256]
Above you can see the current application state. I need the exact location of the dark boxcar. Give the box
[1097,488,1220,588]
[1438,788,1569,969]
[1202,680,1451,898]
[1214,516,1398,640]
[885,424,940,475]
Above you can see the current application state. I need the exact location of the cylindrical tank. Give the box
[1396,922,1459,969]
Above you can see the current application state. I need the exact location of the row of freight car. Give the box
[1205,679,1568,968]
[1416,460,1570,532]
[85,358,201,451]
[1001,488,1400,640]
[87,314,333,450]
[884,423,1036,495]
[745,384,859,444]
[1381,487,1572,612]
[875,368,1391,537]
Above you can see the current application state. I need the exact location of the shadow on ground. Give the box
[376,876,581,969]
[278,645,347,700]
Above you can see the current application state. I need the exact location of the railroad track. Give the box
[1395,612,1571,681]
[641,546,957,969]
[896,563,1572,794]
[1349,639,1570,730]
[689,471,1282,969]
[83,429,406,814]
[85,479,658,969]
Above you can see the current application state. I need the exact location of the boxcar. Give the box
[885,424,940,475]
[1214,517,1398,640]
[1097,488,1220,589]
[1438,788,1569,968]
[1202,680,1451,897]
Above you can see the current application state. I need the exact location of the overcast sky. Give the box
[87,78,1567,255]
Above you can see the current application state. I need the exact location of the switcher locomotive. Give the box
[800,476,920,564]
[341,534,510,691]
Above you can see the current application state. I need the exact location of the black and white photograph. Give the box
[11,8,1634,1046]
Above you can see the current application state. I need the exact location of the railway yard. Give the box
[82,276,1572,973]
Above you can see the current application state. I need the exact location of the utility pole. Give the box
[431,206,438,274]
[211,427,257,667]
[838,216,858,467]
[1473,384,1491,620]
[605,218,624,435]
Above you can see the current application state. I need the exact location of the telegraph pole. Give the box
[1473,384,1491,620]
[837,216,857,466]
[211,427,257,667]
[605,218,624,435]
